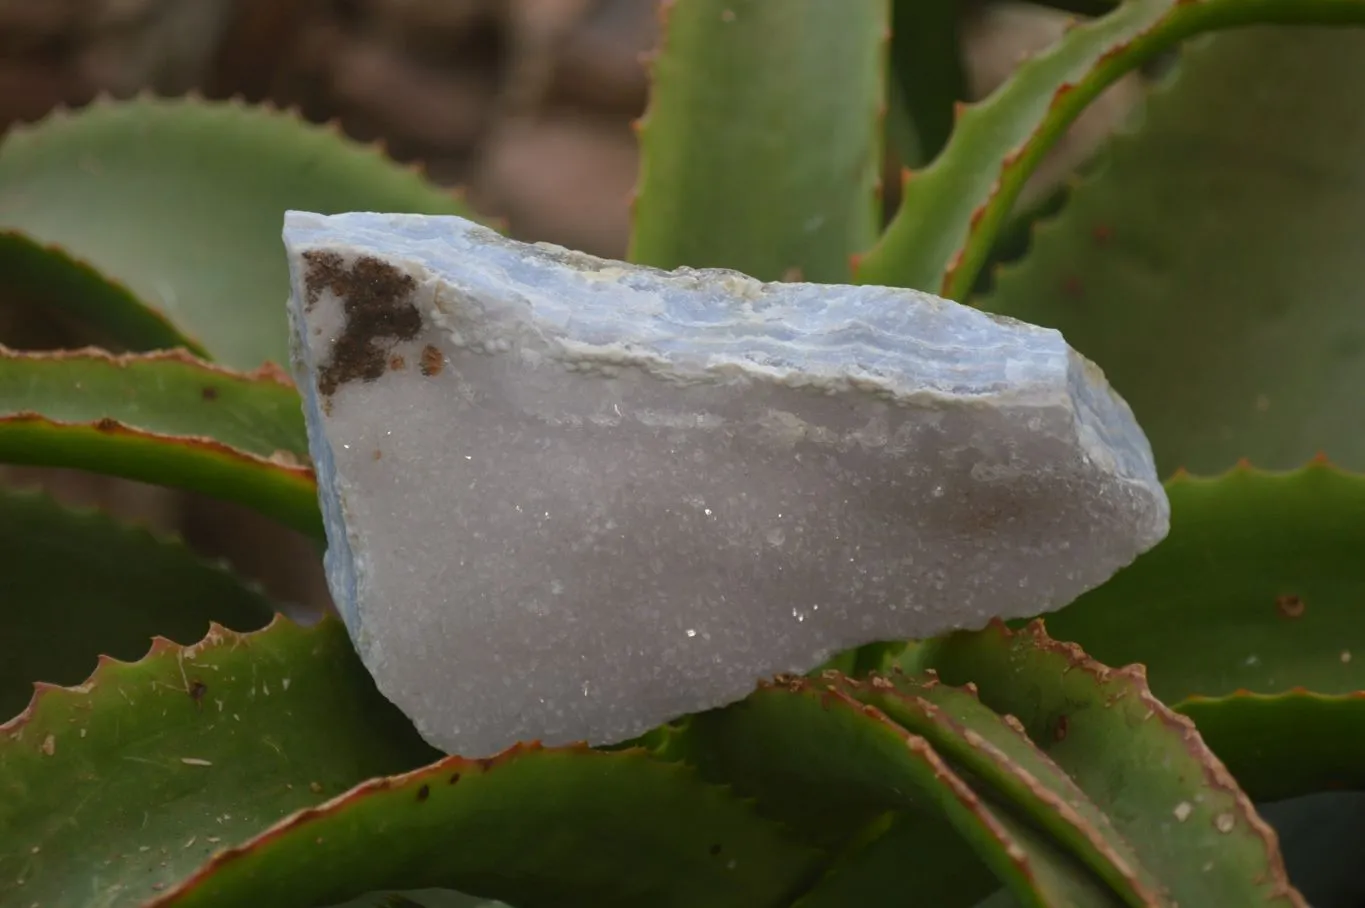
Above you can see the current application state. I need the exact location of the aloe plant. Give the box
[3,1,1365,905]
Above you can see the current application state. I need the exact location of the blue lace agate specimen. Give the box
[283,210,1169,758]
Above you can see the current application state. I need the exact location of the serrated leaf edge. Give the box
[0,342,296,388]
[1,586,291,737]
[1003,620,1304,907]
[829,669,1164,907]
[857,0,1365,298]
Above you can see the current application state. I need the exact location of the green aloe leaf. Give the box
[0,488,276,720]
[854,0,1365,298]
[1178,693,1365,802]
[661,677,1125,907]
[153,744,817,908]
[0,96,481,370]
[832,671,1164,905]
[1,615,817,908]
[628,0,886,283]
[0,616,439,908]
[0,232,206,356]
[978,27,1365,472]
[0,346,306,459]
[1042,461,1365,703]
[0,344,321,537]
[911,622,1302,906]
[791,813,991,908]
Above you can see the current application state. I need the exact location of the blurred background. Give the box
[0,0,1138,615]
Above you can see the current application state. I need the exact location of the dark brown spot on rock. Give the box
[372,449,382,461]
[416,784,430,802]
[1276,594,1305,619]
[301,251,342,311]
[302,251,422,398]
[419,344,444,377]
[201,386,219,401]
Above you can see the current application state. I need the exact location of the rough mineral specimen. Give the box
[282,210,1170,758]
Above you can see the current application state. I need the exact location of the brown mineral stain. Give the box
[302,251,422,398]
[419,344,444,377]
[389,353,406,371]
[372,449,382,461]
[1276,594,1305,619]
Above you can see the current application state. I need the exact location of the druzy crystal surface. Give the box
[282,210,1169,757]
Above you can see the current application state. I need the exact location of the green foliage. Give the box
[0,96,480,370]
[628,0,886,282]
[4,1,1365,904]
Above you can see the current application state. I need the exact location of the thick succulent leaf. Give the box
[0,415,321,538]
[791,812,993,908]
[0,345,320,534]
[0,232,205,355]
[1043,461,1365,702]
[628,0,886,283]
[0,346,306,459]
[0,488,276,720]
[153,744,817,908]
[832,671,1164,905]
[1179,693,1365,801]
[0,95,481,369]
[662,677,1125,907]
[911,622,1303,906]
[979,27,1365,472]
[1,615,817,908]
[854,0,1365,298]
[0,616,437,908]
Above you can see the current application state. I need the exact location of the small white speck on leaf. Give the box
[1173,801,1192,822]
[180,757,212,767]
[40,734,54,756]
[1214,812,1235,833]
